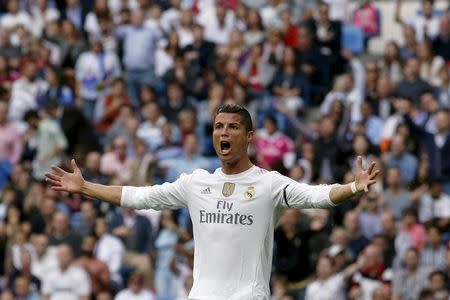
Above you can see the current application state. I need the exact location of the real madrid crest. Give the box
[244,186,255,199]
[222,182,235,197]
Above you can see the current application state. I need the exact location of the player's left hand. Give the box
[355,156,380,193]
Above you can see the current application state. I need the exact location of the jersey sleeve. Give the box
[120,173,190,210]
[271,171,337,209]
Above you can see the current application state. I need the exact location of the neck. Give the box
[221,157,253,175]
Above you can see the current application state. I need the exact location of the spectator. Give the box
[395,0,440,42]
[48,212,82,257]
[71,201,97,236]
[97,77,131,134]
[162,133,210,183]
[31,102,68,181]
[30,0,60,38]
[380,41,403,84]
[432,15,450,62]
[114,271,156,300]
[40,67,75,108]
[421,225,447,270]
[274,209,312,286]
[396,208,426,257]
[136,102,167,153]
[160,81,194,124]
[0,100,22,167]
[427,270,449,299]
[8,62,48,127]
[109,207,153,275]
[356,191,383,240]
[383,134,418,186]
[94,218,125,286]
[30,234,58,281]
[418,179,450,229]
[394,57,434,105]
[74,36,121,121]
[0,0,33,33]
[116,9,162,106]
[74,235,110,295]
[382,167,412,220]
[13,275,41,300]
[41,244,91,300]
[253,115,295,170]
[154,209,180,300]
[392,248,432,300]
[100,136,133,183]
[343,210,370,258]
[60,0,89,31]
[403,107,450,193]
[417,40,445,87]
[305,254,364,300]
[307,1,342,78]
[7,249,41,293]
[271,47,307,110]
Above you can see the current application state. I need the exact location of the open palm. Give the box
[45,159,85,194]
[355,156,380,192]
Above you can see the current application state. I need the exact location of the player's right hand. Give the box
[45,159,85,194]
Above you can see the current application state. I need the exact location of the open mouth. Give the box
[220,141,231,154]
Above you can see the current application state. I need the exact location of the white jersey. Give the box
[121,165,336,300]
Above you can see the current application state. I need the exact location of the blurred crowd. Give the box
[0,0,449,299]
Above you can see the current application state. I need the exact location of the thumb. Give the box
[71,159,80,173]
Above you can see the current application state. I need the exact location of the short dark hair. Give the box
[216,104,253,132]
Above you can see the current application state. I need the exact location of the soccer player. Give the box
[45,104,379,300]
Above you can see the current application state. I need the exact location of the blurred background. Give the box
[0,0,449,299]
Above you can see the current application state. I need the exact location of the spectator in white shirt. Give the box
[136,102,167,152]
[0,0,33,33]
[41,244,91,300]
[8,62,48,130]
[418,179,450,229]
[30,234,58,281]
[114,271,156,300]
[74,37,121,121]
[94,218,125,286]
[305,254,364,300]
[395,0,440,42]
[30,0,60,38]
[197,1,235,45]
[160,0,182,33]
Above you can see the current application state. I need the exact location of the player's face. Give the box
[213,113,254,164]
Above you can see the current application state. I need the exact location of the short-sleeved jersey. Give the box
[121,165,336,300]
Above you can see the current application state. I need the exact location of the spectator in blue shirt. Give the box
[385,134,418,186]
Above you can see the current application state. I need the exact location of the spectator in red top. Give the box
[97,77,131,134]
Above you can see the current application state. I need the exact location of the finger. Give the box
[368,179,377,186]
[71,159,79,172]
[364,185,369,193]
[357,156,363,173]
[46,178,62,186]
[51,166,66,175]
[370,170,380,180]
[367,161,376,174]
[51,186,67,191]
[45,173,61,182]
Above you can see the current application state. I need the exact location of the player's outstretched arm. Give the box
[45,159,122,206]
[329,156,380,205]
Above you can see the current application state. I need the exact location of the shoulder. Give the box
[184,168,212,182]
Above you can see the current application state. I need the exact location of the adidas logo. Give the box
[201,187,211,194]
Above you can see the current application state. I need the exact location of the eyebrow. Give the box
[214,121,241,126]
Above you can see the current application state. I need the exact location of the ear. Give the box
[247,130,255,143]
